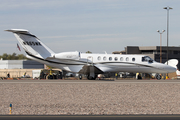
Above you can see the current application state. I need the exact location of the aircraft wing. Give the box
[78,65,104,75]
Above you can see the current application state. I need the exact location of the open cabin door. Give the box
[87,56,94,78]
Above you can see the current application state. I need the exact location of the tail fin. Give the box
[5,29,55,59]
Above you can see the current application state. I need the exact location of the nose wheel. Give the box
[155,74,162,80]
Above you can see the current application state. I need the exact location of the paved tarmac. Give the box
[1,79,180,115]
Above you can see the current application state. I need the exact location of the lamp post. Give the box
[157,30,165,63]
[163,6,172,79]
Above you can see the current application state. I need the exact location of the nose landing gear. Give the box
[155,74,162,80]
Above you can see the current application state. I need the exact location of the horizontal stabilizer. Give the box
[5,29,28,33]
[5,29,39,40]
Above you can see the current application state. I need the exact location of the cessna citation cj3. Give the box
[6,29,176,80]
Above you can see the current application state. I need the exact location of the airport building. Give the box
[0,59,45,78]
[0,59,44,69]
[113,46,180,69]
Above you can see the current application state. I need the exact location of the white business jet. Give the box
[5,29,176,80]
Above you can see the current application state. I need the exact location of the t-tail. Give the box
[5,29,55,59]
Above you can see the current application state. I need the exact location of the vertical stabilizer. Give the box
[5,29,55,59]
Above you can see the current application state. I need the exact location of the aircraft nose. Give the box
[165,65,176,73]
[157,63,176,73]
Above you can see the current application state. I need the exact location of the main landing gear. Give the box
[78,74,98,80]
[87,74,97,80]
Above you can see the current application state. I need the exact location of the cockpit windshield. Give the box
[142,56,154,63]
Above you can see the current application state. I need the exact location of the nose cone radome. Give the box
[157,63,177,73]
[165,65,176,73]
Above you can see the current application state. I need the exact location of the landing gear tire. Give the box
[87,75,93,80]
[94,75,97,80]
[156,74,161,80]
[87,75,97,80]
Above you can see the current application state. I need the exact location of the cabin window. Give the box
[126,57,129,61]
[120,57,123,61]
[109,57,112,61]
[97,56,101,60]
[114,57,118,61]
[132,58,135,61]
[103,57,107,61]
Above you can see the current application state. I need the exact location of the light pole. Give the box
[163,6,172,79]
[157,30,165,63]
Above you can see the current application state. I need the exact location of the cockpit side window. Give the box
[142,57,145,62]
[142,56,153,63]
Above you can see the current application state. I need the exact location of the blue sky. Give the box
[0,0,180,55]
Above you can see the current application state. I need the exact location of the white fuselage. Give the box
[26,52,176,74]
[5,29,176,77]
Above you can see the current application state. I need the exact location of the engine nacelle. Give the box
[54,51,80,60]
